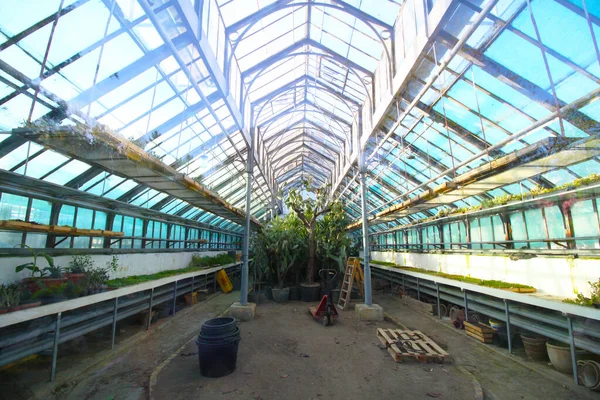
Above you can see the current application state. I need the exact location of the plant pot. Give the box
[41,277,68,289]
[489,319,507,333]
[65,273,87,285]
[11,301,42,312]
[580,361,600,391]
[520,334,549,361]
[271,287,290,303]
[185,292,198,306]
[289,286,301,301]
[301,283,320,302]
[546,341,591,374]
[21,278,41,293]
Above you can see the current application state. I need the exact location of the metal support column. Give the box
[436,283,441,319]
[146,288,154,330]
[50,312,62,382]
[504,300,512,354]
[567,315,579,385]
[172,280,178,316]
[358,148,372,306]
[241,127,255,306]
[463,290,469,322]
[111,297,119,350]
[416,278,420,301]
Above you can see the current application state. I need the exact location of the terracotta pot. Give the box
[41,277,68,289]
[21,278,41,293]
[521,334,549,361]
[65,273,87,285]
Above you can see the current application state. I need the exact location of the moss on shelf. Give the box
[364,258,536,292]
[107,254,235,288]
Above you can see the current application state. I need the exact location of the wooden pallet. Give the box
[464,321,495,344]
[377,328,449,363]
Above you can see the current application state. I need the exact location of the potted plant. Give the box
[67,255,94,285]
[0,283,21,314]
[268,214,305,303]
[42,264,68,288]
[285,178,337,302]
[316,201,350,300]
[32,283,68,305]
[85,266,110,294]
[13,244,52,292]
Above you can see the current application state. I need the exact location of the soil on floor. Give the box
[152,301,477,400]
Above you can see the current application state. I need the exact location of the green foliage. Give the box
[107,266,207,288]
[255,214,307,287]
[0,283,21,308]
[316,201,350,273]
[69,255,94,273]
[189,253,234,268]
[397,266,534,289]
[564,280,600,307]
[13,244,53,278]
[43,264,66,278]
[32,283,66,300]
[63,281,85,299]
[284,178,337,284]
[106,255,120,272]
[85,267,110,292]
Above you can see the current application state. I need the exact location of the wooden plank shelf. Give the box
[0,220,124,237]
[464,321,496,344]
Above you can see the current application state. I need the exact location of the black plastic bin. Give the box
[196,317,241,377]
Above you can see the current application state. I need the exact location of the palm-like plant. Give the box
[13,244,52,278]
[285,179,334,284]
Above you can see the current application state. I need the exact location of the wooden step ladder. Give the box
[338,257,364,310]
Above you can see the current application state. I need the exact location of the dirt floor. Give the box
[3,290,598,400]
[152,301,476,400]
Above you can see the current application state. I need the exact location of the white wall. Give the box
[363,251,600,299]
[0,251,229,284]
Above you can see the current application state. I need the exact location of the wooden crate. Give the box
[377,328,449,363]
[464,321,495,344]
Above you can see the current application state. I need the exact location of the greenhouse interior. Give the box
[1,0,600,398]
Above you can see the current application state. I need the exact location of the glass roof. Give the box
[0,0,599,232]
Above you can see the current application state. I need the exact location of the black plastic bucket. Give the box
[196,317,241,377]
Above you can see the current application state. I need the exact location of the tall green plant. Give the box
[255,214,307,288]
[316,201,350,273]
[285,179,334,284]
[13,244,53,278]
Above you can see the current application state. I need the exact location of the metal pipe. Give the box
[172,281,178,316]
[241,127,255,306]
[567,315,579,385]
[111,297,118,350]
[50,312,61,382]
[436,283,441,320]
[416,278,420,301]
[464,290,469,322]
[505,300,512,354]
[147,288,154,330]
[359,148,372,306]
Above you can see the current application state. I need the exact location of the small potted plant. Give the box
[42,264,67,288]
[13,245,54,293]
[85,267,110,294]
[67,255,94,285]
[0,283,21,314]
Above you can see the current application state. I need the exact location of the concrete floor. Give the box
[3,290,597,399]
[152,301,475,400]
